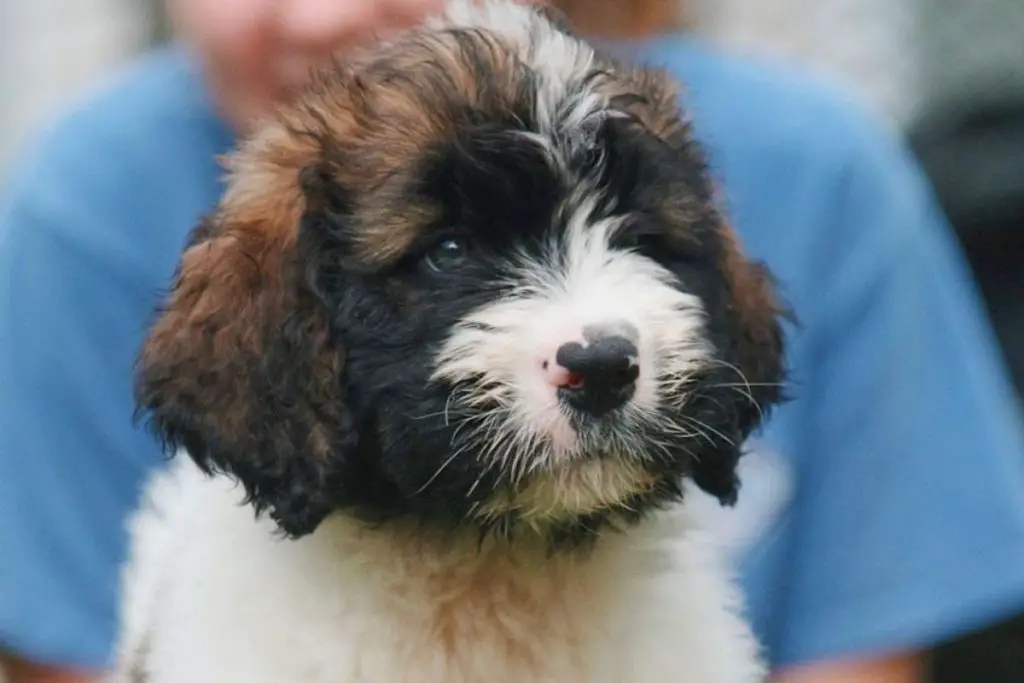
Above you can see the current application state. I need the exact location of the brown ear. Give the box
[135,125,355,538]
[685,223,788,506]
[718,223,788,425]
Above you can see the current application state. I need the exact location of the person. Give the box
[3,1,1024,681]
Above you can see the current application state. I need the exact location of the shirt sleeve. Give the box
[771,115,1024,667]
[0,111,169,669]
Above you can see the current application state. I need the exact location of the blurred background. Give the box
[1,0,1022,680]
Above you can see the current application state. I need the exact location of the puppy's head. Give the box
[136,0,787,546]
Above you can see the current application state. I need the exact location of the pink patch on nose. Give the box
[563,372,585,390]
[542,360,585,389]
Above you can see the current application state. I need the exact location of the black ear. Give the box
[135,158,357,538]
[689,224,789,506]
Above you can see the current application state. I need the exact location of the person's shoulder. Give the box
[635,37,934,258]
[7,47,227,186]
[638,36,895,161]
[1,47,230,275]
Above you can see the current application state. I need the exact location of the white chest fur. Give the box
[109,460,764,683]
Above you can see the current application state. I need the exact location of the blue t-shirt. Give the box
[4,40,1024,672]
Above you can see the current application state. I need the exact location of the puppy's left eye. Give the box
[423,237,469,272]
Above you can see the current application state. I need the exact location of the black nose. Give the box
[555,334,639,416]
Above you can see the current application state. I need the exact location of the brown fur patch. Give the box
[595,64,689,142]
[136,204,348,535]
[367,524,600,676]
[718,223,787,395]
[140,225,334,456]
[212,28,538,268]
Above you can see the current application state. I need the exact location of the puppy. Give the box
[111,1,787,681]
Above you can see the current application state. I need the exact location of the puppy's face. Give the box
[137,1,787,546]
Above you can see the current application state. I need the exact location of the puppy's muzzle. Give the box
[543,321,640,416]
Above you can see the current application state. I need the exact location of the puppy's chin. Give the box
[473,457,658,528]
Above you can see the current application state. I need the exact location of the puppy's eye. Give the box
[423,237,469,272]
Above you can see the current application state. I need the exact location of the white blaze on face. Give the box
[433,0,601,139]
[432,196,711,476]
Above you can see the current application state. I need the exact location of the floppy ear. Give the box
[135,126,355,538]
[689,224,789,506]
[719,224,788,427]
